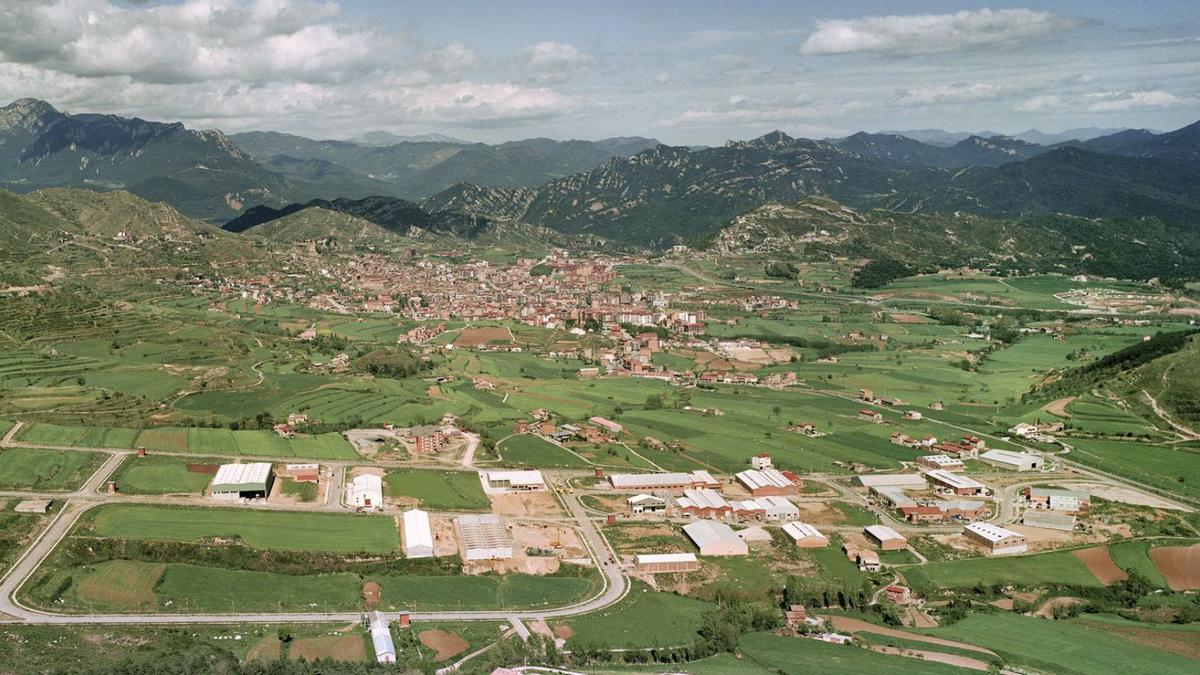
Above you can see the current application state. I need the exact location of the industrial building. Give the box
[754,495,800,522]
[607,470,718,490]
[683,520,748,556]
[1022,510,1076,532]
[855,473,926,489]
[732,500,765,522]
[209,463,275,500]
[368,611,396,663]
[917,455,965,471]
[963,522,1028,555]
[864,524,908,550]
[1025,487,1090,512]
[635,552,700,573]
[735,468,798,496]
[483,469,547,492]
[402,509,434,558]
[675,488,732,519]
[456,514,513,561]
[347,474,384,509]
[980,449,1042,471]
[782,522,828,548]
[926,470,988,496]
[627,494,667,515]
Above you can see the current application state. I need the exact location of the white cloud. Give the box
[1014,94,1064,112]
[801,8,1078,56]
[1087,90,1193,112]
[658,94,864,131]
[897,82,1003,106]
[518,41,594,84]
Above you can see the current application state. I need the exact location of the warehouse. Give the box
[483,469,546,492]
[1022,510,1076,532]
[755,495,800,522]
[607,470,718,490]
[589,416,623,434]
[963,522,1028,555]
[864,525,908,550]
[675,488,732,519]
[635,552,700,573]
[855,473,926,489]
[782,521,828,548]
[627,494,667,515]
[917,455,965,471]
[735,468,798,496]
[209,463,275,500]
[402,509,434,558]
[1025,487,1090,513]
[926,470,988,496]
[368,611,396,663]
[456,514,513,560]
[347,474,384,509]
[980,449,1042,471]
[683,520,748,556]
[937,499,988,520]
[872,485,917,510]
[732,500,766,522]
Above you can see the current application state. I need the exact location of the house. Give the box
[483,470,547,492]
[980,449,1042,471]
[402,509,434,559]
[607,470,718,490]
[272,423,295,438]
[890,432,914,446]
[750,453,773,470]
[856,549,882,571]
[735,468,797,496]
[755,495,800,522]
[579,367,600,378]
[589,416,623,434]
[635,552,699,573]
[864,525,908,550]
[782,522,828,548]
[917,455,965,471]
[627,493,667,515]
[785,604,808,627]
[926,470,988,496]
[675,488,732,519]
[858,409,883,423]
[347,474,384,509]
[885,585,912,604]
[287,413,309,426]
[369,611,396,663]
[858,388,876,402]
[903,410,923,421]
[683,520,748,556]
[963,522,1027,555]
[1025,487,1090,512]
[407,425,445,454]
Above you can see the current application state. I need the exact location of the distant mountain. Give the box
[837,132,1042,168]
[879,129,1001,146]
[1013,127,1128,145]
[353,131,471,146]
[25,188,218,239]
[223,195,492,240]
[1066,121,1200,167]
[229,131,661,197]
[882,127,1127,146]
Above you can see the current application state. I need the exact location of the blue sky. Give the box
[1,1,1197,143]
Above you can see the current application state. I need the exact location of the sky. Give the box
[1,0,1198,144]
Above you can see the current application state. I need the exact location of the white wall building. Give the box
[347,474,384,509]
[456,513,513,561]
[683,520,748,556]
[980,449,1042,471]
[402,508,434,559]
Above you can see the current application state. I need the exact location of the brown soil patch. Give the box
[1041,396,1076,418]
[1074,546,1128,584]
[186,463,219,474]
[362,581,381,607]
[989,598,1015,610]
[828,616,996,656]
[453,326,514,347]
[490,491,563,517]
[427,385,448,400]
[1150,544,1200,590]
[870,646,991,672]
[246,636,283,662]
[288,635,366,662]
[1080,619,1200,660]
[889,313,930,324]
[553,624,574,640]
[419,630,469,661]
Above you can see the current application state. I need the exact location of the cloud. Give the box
[658,94,863,132]
[801,8,1079,56]
[897,82,1004,106]
[1014,94,1064,112]
[1086,90,1193,112]
[517,41,594,84]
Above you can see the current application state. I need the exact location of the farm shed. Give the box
[683,520,748,556]
[483,469,546,492]
[588,416,623,433]
[627,494,667,514]
[403,509,435,558]
[754,495,800,522]
[782,521,828,548]
[635,552,700,573]
[1026,487,1090,512]
[209,462,274,500]
[855,473,926,489]
[1021,510,1077,532]
[368,611,396,663]
[348,474,384,509]
[963,522,1028,555]
[456,513,513,561]
[864,525,908,550]
[980,449,1042,471]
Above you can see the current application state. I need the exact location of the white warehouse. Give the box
[402,508,434,559]
[456,514,513,561]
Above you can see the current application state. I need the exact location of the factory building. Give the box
[782,522,829,548]
[926,470,988,496]
[635,552,700,573]
[683,520,748,556]
[209,463,275,500]
[675,488,732,519]
[456,514,513,561]
[980,450,1042,471]
[864,525,908,550]
[607,470,719,490]
[402,509,434,559]
[735,468,799,497]
[963,522,1028,555]
[483,469,547,492]
[347,474,384,509]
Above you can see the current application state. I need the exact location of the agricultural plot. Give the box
[106,455,219,495]
[17,423,138,449]
[384,469,490,511]
[904,548,1103,592]
[561,582,708,648]
[81,504,400,554]
[498,434,588,468]
[0,505,46,575]
[737,631,964,675]
[0,447,105,491]
[1065,438,1200,501]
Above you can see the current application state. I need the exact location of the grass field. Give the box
[82,504,399,554]
[0,447,105,491]
[384,469,489,511]
[904,548,1102,591]
[15,423,359,460]
[737,631,964,675]
[107,455,218,495]
[498,434,588,468]
[562,583,709,648]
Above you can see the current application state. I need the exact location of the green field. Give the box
[15,423,359,460]
[384,469,490,511]
[904,548,1102,591]
[498,434,588,468]
[562,583,710,648]
[0,447,105,491]
[82,504,399,554]
[107,455,218,495]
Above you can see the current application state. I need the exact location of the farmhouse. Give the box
[1025,487,1090,512]
[406,425,445,454]
[735,468,798,496]
[980,449,1041,471]
[855,473,926,489]
[484,469,547,492]
[683,520,748,556]
[675,488,732,519]
[456,514,513,561]
[635,552,700,573]
[864,525,908,550]
[589,416,623,434]
[607,470,718,490]
[926,470,988,496]
[750,453,773,470]
[627,493,667,515]
[917,455,965,471]
[348,474,384,509]
[1022,510,1076,531]
[963,522,1028,555]
[209,463,275,500]
[782,521,829,548]
[369,611,396,663]
[402,509,434,559]
[857,549,882,571]
[858,409,883,423]
[885,585,912,604]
